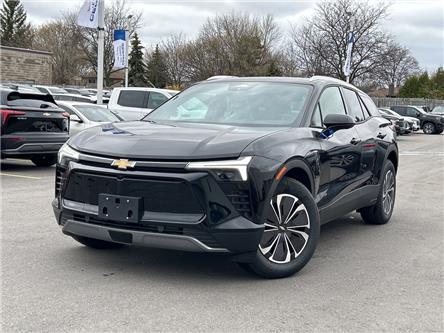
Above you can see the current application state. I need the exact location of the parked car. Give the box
[56,101,123,136]
[33,85,69,95]
[1,88,69,166]
[431,105,444,115]
[380,108,420,132]
[52,93,94,103]
[64,88,91,96]
[108,87,179,120]
[390,105,444,134]
[80,88,111,98]
[378,108,410,134]
[54,76,398,278]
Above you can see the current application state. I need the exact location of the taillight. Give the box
[1,109,26,125]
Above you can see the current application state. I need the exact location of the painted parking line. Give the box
[400,151,444,156]
[0,172,41,180]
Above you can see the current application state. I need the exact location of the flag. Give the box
[113,29,127,69]
[343,31,355,77]
[77,0,100,28]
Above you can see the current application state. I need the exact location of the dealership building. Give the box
[0,45,52,85]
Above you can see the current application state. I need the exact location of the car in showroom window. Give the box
[53,77,398,278]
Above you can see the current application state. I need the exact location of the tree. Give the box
[0,0,33,48]
[146,44,168,88]
[33,17,87,84]
[398,72,429,98]
[181,12,281,81]
[160,33,187,89]
[377,39,419,96]
[128,32,149,86]
[429,67,444,99]
[288,0,390,83]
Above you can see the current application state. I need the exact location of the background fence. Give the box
[371,97,444,109]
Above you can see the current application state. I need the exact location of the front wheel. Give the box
[240,178,320,279]
[360,161,396,225]
[31,155,57,167]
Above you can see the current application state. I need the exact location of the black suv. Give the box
[391,105,444,134]
[53,77,398,278]
[1,88,69,166]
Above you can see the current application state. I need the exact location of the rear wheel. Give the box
[360,161,396,225]
[31,155,57,167]
[240,178,320,279]
[422,122,436,134]
[72,235,126,249]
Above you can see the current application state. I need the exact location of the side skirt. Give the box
[319,185,379,224]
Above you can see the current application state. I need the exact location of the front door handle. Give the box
[377,132,387,139]
[350,137,361,145]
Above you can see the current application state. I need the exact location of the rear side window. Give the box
[117,90,148,108]
[318,87,346,117]
[147,92,168,109]
[342,88,365,122]
[360,94,379,117]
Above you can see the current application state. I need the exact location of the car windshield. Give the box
[432,106,444,113]
[146,82,312,126]
[74,105,120,122]
[48,87,68,94]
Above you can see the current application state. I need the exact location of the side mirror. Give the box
[323,114,355,130]
[70,114,82,123]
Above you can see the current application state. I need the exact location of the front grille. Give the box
[62,212,222,248]
[63,171,203,215]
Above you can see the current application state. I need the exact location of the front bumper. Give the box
[53,159,269,254]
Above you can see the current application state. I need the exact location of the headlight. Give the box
[185,156,252,181]
[58,143,80,166]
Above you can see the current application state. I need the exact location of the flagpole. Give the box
[345,11,353,84]
[97,0,105,105]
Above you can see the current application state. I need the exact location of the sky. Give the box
[21,0,444,72]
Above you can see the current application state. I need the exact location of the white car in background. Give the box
[56,101,123,136]
[108,87,179,120]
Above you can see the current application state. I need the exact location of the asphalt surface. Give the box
[1,133,443,332]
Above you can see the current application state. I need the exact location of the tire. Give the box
[72,235,126,249]
[240,178,320,279]
[31,155,57,167]
[360,161,396,225]
[422,122,436,134]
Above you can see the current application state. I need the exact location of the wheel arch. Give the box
[386,147,399,174]
[276,158,315,196]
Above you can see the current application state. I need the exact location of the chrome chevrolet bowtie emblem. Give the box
[43,112,51,116]
[111,159,136,170]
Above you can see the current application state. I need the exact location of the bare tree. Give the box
[289,0,390,83]
[181,12,281,81]
[160,33,188,88]
[33,18,86,84]
[376,39,419,96]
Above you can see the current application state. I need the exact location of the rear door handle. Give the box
[350,137,361,145]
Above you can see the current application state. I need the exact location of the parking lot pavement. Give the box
[1,133,443,332]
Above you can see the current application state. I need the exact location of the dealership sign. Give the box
[113,29,128,70]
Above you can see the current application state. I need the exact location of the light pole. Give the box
[124,14,133,88]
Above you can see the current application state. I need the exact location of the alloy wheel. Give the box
[382,170,395,215]
[259,194,310,264]
[423,123,435,134]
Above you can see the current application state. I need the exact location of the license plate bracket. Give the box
[98,194,143,223]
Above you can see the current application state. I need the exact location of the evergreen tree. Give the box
[128,33,149,86]
[0,0,33,48]
[147,44,168,88]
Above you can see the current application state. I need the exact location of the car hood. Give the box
[68,121,285,160]
[402,116,418,122]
